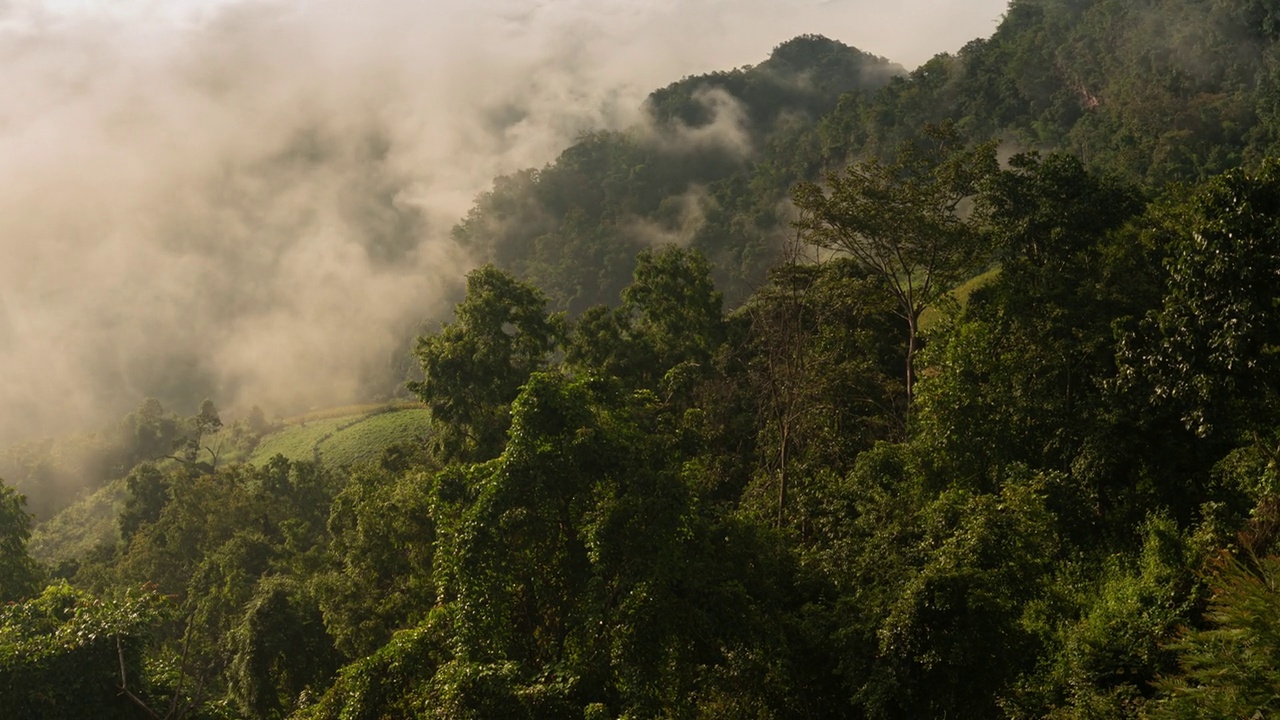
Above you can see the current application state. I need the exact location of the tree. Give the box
[743,255,900,527]
[1002,514,1203,717]
[1155,555,1280,718]
[118,463,171,543]
[792,122,998,405]
[871,476,1057,717]
[566,246,726,390]
[378,372,808,718]
[1121,159,1280,439]
[408,265,564,461]
[164,399,226,472]
[194,399,222,436]
[318,466,436,657]
[228,576,340,720]
[0,583,172,719]
[127,397,182,467]
[0,478,40,602]
[620,246,726,374]
[984,152,1144,282]
[912,152,1150,490]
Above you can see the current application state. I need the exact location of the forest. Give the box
[5,0,1280,716]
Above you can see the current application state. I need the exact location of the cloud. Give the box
[622,185,712,250]
[646,87,756,158]
[0,0,1006,444]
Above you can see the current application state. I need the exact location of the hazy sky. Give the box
[14,0,1009,69]
[0,0,1009,443]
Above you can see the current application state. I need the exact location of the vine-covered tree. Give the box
[409,265,564,461]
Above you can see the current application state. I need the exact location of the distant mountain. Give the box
[453,1,1280,309]
[452,36,904,310]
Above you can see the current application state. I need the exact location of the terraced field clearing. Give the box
[247,407,431,467]
[315,409,432,468]
[248,416,352,464]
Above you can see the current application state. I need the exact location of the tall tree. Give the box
[0,478,40,602]
[792,123,998,405]
[1122,159,1280,440]
[409,265,563,461]
[744,254,900,526]
[118,463,171,543]
[567,246,726,391]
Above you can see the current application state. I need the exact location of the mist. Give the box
[0,0,1007,444]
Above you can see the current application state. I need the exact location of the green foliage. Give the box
[646,35,902,133]
[127,397,183,467]
[1154,555,1280,718]
[871,476,1059,717]
[293,615,453,720]
[1007,515,1205,717]
[1,396,243,528]
[793,122,999,402]
[854,0,1280,184]
[620,245,726,374]
[306,370,822,717]
[410,266,564,461]
[566,245,726,390]
[229,576,340,720]
[1123,159,1280,438]
[0,582,169,719]
[446,0,1280,322]
[119,463,170,542]
[0,432,125,525]
[0,477,41,602]
[985,152,1146,278]
[108,458,339,708]
[318,465,436,657]
[20,19,1280,720]
[913,151,1231,540]
[27,475,126,565]
[454,37,903,310]
[739,257,902,528]
[807,448,1063,718]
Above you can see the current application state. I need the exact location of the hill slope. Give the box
[247,406,431,467]
[28,404,430,564]
[455,3,1280,313]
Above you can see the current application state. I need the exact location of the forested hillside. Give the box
[452,35,905,308]
[6,0,1280,717]
[457,0,1280,312]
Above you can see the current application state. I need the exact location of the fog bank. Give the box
[0,0,1006,443]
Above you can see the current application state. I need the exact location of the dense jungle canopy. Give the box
[7,0,1280,717]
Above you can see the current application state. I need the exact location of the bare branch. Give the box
[117,636,163,720]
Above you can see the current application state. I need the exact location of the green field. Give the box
[247,406,431,468]
[919,266,1002,332]
[315,409,432,468]
[280,403,394,425]
[247,416,353,465]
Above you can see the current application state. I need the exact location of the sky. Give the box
[14,1,1008,69]
[0,0,1009,444]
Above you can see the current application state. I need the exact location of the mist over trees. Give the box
[0,0,996,451]
[8,0,1280,717]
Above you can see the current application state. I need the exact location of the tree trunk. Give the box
[777,427,789,529]
[905,313,919,410]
